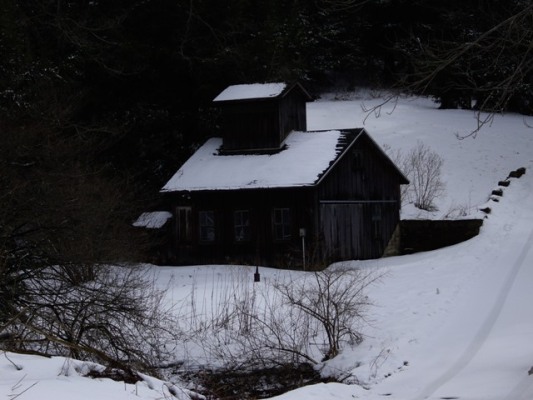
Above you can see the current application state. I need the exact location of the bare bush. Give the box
[273,267,378,361]
[386,141,445,211]
[178,266,379,370]
[1,264,179,374]
[0,118,168,373]
[407,142,446,211]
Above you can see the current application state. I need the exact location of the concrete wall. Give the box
[400,219,483,254]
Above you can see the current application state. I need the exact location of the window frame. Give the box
[198,210,216,243]
[234,209,251,242]
[272,207,291,241]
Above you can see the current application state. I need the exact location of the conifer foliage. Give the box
[1,0,531,369]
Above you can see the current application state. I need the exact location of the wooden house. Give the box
[161,83,408,266]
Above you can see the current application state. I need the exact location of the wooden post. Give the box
[300,228,306,271]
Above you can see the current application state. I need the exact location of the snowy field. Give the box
[2,93,533,400]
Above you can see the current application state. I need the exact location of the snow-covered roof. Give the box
[161,131,351,192]
[133,211,172,229]
[213,83,287,102]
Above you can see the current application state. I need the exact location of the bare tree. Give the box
[0,98,170,374]
[1,263,180,374]
[407,3,533,133]
[387,142,445,212]
[182,266,380,369]
[273,267,378,361]
[361,4,532,136]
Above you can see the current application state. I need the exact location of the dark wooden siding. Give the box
[279,90,307,143]
[320,201,399,260]
[318,134,402,202]
[168,188,316,266]
[219,101,280,151]
[316,134,403,261]
[217,85,309,152]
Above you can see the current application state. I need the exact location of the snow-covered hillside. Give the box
[308,93,533,219]
[274,93,533,399]
[2,93,532,400]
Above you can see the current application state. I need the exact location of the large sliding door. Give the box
[320,203,363,260]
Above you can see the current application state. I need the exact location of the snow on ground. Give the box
[308,93,533,219]
[269,92,533,399]
[2,92,533,400]
[0,352,193,400]
[320,172,533,400]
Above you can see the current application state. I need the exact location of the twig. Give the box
[4,352,23,371]
[9,382,38,400]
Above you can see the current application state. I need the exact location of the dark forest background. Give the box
[1,0,532,267]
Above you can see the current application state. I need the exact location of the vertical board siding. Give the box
[218,85,309,152]
[220,102,279,150]
[320,203,363,259]
[320,202,399,261]
[316,134,403,261]
[169,188,315,265]
[279,91,307,142]
[318,135,402,202]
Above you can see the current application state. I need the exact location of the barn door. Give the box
[176,207,192,245]
[320,203,363,260]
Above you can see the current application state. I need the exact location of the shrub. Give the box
[179,266,379,369]
[388,141,446,211]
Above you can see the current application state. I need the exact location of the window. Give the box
[234,210,251,242]
[273,208,291,241]
[199,211,215,242]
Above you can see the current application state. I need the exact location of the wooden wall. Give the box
[218,86,308,152]
[318,133,402,201]
[316,132,404,261]
[319,201,399,260]
[279,90,307,141]
[167,188,316,266]
[219,101,280,151]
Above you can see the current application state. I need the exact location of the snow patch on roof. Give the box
[133,211,172,229]
[161,131,344,192]
[213,83,287,102]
